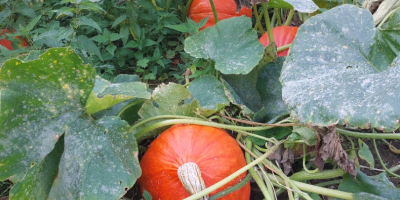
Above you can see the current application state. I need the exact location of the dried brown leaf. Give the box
[233,0,268,12]
[281,148,294,175]
[310,125,357,178]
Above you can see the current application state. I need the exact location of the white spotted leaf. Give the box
[281,5,400,131]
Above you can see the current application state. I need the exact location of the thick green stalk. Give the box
[209,174,252,200]
[261,2,274,43]
[245,138,274,200]
[209,0,218,23]
[337,128,400,139]
[284,9,294,26]
[183,142,282,200]
[134,118,290,142]
[290,168,346,181]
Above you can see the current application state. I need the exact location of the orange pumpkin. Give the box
[0,29,28,50]
[259,26,298,57]
[138,124,250,200]
[188,0,252,30]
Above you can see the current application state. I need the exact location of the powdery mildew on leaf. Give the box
[0,47,94,179]
[281,5,400,131]
[184,16,264,75]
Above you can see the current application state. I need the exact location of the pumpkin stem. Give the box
[178,162,209,200]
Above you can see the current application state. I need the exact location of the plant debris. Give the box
[310,124,357,178]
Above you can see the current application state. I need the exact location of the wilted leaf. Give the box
[311,125,356,177]
[281,5,400,131]
[281,147,294,175]
[184,16,264,75]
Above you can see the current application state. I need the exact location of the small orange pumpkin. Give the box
[138,124,250,200]
[188,0,252,30]
[259,26,298,57]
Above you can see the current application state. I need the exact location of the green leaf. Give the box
[137,58,149,68]
[369,8,400,70]
[0,48,141,199]
[136,83,200,142]
[222,57,289,121]
[25,14,42,32]
[86,76,151,115]
[268,0,319,13]
[106,43,117,56]
[338,169,400,199]
[255,57,289,122]
[187,75,230,115]
[281,5,400,131]
[78,16,102,33]
[91,35,107,43]
[112,14,127,29]
[109,33,123,42]
[184,16,264,75]
[9,135,64,200]
[358,139,374,169]
[142,190,152,200]
[139,83,200,119]
[0,47,94,180]
[48,116,140,200]
[292,126,317,145]
[77,35,103,61]
[249,127,292,146]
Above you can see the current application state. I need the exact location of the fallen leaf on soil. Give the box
[281,148,294,175]
[310,124,357,178]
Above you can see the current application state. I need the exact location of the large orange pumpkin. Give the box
[0,29,28,50]
[138,124,250,200]
[188,0,252,30]
[259,26,298,57]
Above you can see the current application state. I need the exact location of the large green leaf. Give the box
[10,135,64,200]
[281,5,400,131]
[184,16,264,75]
[0,47,94,179]
[48,117,140,199]
[222,57,289,122]
[0,48,141,199]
